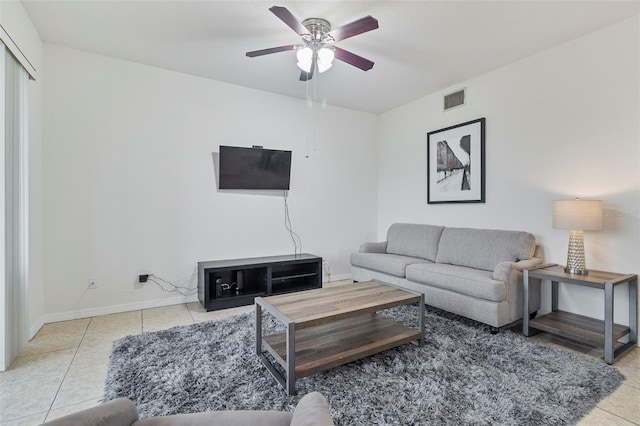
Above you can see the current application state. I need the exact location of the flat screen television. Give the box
[218,145,292,190]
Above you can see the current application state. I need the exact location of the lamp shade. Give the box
[553,199,603,231]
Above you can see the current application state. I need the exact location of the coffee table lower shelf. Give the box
[262,314,419,380]
[255,281,425,394]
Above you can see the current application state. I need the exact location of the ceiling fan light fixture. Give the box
[317,47,334,73]
[246,7,377,81]
[296,47,313,72]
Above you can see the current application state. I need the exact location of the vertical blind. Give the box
[1,43,29,370]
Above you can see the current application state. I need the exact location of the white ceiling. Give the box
[21,1,639,114]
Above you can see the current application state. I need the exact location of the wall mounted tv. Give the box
[218,145,292,190]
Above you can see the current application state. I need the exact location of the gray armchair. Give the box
[43,392,334,426]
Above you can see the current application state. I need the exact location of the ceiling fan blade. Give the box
[269,6,310,36]
[328,15,378,42]
[333,46,374,71]
[299,69,312,81]
[246,44,297,57]
[299,52,317,81]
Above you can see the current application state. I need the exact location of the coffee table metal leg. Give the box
[419,294,425,347]
[255,298,293,393]
[255,303,262,355]
[370,280,425,347]
[286,322,296,396]
[630,278,638,344]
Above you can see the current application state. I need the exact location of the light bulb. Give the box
[317,47,335,73]
[296,47,312,72]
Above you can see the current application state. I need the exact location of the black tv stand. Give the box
[197,253,322,311]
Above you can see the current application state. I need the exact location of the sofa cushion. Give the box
[134,411,293,426]
[350,252,429,278]
[386,223,445,261]
[406,263,507,302]
[435,227,536,271]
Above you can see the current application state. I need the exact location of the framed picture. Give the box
[427,118,485,204]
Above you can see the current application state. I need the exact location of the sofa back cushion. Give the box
[435,227,536,271]
[386,223,445,261]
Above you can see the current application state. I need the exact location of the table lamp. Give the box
[553,199,602,275]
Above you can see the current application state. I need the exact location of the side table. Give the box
[523,264,637,364]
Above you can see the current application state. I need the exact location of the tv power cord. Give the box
[139,273,197,297]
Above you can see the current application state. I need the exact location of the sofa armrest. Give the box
[492,258,543,282]
[290,392,335,426]
[43,399,139,426]
[494,258,544,319]
[359,241,387,253]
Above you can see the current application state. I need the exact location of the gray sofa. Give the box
[42,392,334,426]
[351,223,543,329]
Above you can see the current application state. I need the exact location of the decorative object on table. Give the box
[553,198,603,275]
[427,118,485,204]
[105,305,623,425]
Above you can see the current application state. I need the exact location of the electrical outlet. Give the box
[88,279,97,289]
[139,274,149,283]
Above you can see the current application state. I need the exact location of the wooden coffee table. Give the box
[255,281,425,395]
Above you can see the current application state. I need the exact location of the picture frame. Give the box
[427,118,485,204]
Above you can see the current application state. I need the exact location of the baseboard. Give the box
[29,316,46,340]
[29,294,199,336]
[325,273,351,283]
[29,274,353,337]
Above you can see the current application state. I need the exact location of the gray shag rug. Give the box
[104,305,623,425]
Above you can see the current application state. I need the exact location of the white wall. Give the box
[378,16,640,328]
[42,44,378,319]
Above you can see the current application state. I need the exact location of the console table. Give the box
[197,254,322,311]
[523,264,637,364]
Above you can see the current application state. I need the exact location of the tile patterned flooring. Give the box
[1,281,638,425]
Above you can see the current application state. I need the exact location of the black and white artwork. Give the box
[427,118,485,204]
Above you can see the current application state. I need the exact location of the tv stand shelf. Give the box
[198,254,322,311]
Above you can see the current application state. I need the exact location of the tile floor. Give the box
[0,280,638,425]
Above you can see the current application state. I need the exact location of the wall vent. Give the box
[444,88,466,111]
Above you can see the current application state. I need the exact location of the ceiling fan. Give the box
[246,6,379,81]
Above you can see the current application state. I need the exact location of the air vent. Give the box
[444,89,465,111]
